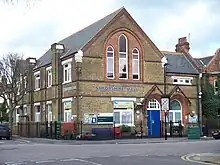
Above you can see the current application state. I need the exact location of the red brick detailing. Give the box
[206,54,220,72]
[170,94,189,125]
[104,28,143,82]
[144,93,162,109]
[178,37,187,45]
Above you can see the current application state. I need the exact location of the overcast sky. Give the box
[0,0,219,59]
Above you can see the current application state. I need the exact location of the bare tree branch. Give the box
[4,0,41,7]
[0,53,28,128]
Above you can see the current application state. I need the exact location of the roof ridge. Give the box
[59,7,123,44]
[79,7,124,50]
[194,55,214,59]
[35,7,124,69]
[162,51,184,55]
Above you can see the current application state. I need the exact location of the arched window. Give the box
[169,100,182,123]
[147,99,160,109]
[118,34,128,79]
[106,46,114,79]
[132,48,140,80]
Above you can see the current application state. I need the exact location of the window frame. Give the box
[62,59,72,84]
[167,100,182,125]
[64,110,72,122]
[46,103,53,122]
[171,76,193,85]
[47,67,52,88]
[34,71,41,91]
[15,108,20,123]
[106,46,115,79]
[214,79,218,95]
[34,104,41,122]
[24,76,27,94]
[118,34,128,80]
[147,99,160,110]
[17,82,20,95]
[132,48,140,80]
[113,109,134,127]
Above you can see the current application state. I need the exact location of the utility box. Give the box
[187,125,200,139]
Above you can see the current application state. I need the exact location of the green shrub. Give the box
[120,125,131,133]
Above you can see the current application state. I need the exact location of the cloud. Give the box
[0,0,219,59]
[0,0,118,58]
[123,0,220,57]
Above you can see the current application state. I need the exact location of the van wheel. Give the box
[6,137,11,140]
[0,137,2,140]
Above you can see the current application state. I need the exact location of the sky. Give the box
[0,0,219,59]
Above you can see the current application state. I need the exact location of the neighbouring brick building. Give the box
[16,7,201,137]
[194,48,220,95]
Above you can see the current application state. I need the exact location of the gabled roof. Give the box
[162,51,199,74]
[35,7,123,68]
[194,55,214,67]
[169,86,191,105]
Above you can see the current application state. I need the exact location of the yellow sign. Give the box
[64,101,72,110]
[113,101,133,109]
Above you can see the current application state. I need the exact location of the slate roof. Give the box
[162,51,199,74]
[194,56,214,67]
[35,7,123,69]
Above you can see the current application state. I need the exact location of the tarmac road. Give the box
[0,138,219,165]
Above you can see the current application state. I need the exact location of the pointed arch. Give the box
[118,34,128,79]
[106,45,115,79]
[132,48,140,80]
[169,99,182,124]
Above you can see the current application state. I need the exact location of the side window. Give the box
[119,34,128,79]
[132,48,140,80]
[106,46,114,79]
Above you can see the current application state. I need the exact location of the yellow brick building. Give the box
[16,7,201,137]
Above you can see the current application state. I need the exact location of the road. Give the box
[0,138,220,165]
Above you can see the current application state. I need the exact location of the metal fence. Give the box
[13,120,190,140]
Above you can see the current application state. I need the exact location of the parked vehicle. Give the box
[0,124,11,140]
[212,130,220,140]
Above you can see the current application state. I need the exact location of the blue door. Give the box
[147,110,160,137]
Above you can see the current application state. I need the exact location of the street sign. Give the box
[161,98,169,111]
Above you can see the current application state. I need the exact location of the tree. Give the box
[202,73,220,119]
[0,53,27,129]
[0,98,8,123]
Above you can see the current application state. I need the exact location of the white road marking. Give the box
[119,155,133,157]
[70,158,102,165]
[14,139,31,143]
[5,162,26,165]
[181,153,215,165]
[0,141,4,144]
[36,160,55,163]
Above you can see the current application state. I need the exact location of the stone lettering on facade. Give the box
[96,85,137,91]
[63,86,76,92]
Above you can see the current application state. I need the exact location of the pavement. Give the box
[11,136,215,145]
[0,137,220,165]
[182,153,220,165]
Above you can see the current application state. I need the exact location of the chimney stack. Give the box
[175,37,190,53]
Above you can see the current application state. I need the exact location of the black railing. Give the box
[15,119,212,140]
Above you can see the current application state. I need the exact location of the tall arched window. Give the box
[169,100,182,124]
[106,46,114,79]
[118,34,128,79]
[132,48,140,80]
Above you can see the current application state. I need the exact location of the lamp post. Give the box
[74,50,83,134]
[161,56,169,140]
[198,73,203,136]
